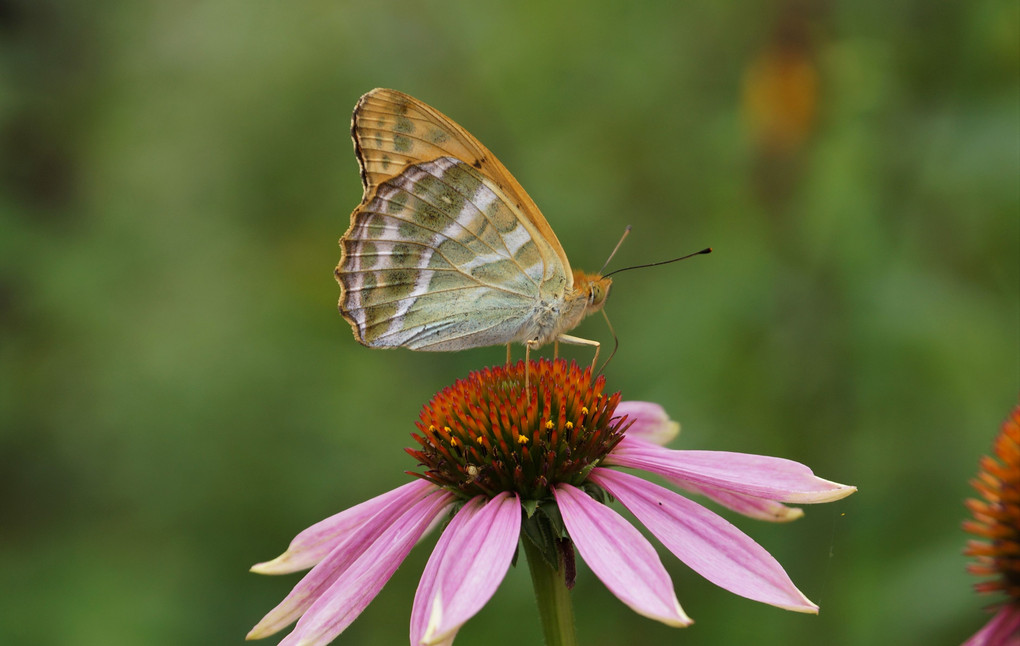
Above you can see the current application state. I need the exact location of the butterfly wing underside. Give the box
[336,88,574,351]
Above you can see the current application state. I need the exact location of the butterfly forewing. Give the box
[349,89,571,275]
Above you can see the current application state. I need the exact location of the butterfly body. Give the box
[336,89,611,354]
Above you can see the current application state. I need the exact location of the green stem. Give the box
[523,536,577,646]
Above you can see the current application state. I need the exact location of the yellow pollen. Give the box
[444,426,451,433]
[581,407,589,415]
[429,425,436,433]
[545,420,554,430]
[517,435,529,445]
[476,436,484,445]
[450,437,459,447]
[566,421,574,430]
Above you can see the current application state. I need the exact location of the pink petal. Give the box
[612,436,803,522]
[615,401,679,445]
[252,480,436,575]
[552,484,691,627]
[963,604,1020,646]
[590,468,817,613]
[248,486,454,643]
[410,492,521,646]
[607,437,856,504]
[679,481,805,522]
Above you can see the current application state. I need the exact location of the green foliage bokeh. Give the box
[1,1,1016,645]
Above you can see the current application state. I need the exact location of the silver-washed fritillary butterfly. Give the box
[335,89,612,364]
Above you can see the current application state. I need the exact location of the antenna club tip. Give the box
[701,247,713,254]
[624,224,633,232]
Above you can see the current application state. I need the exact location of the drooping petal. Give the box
[590,468,817,613]
[615,401,679,446]
[248,486,454,643]
[552,483,691,627]
[679,481,805,522]
[607,437,856,504]
[252,480,437,575]
[410,492,521,646]
[617,437,805,521]
[963,603,1020,646]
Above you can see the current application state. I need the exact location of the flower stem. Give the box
[523,536,577,646]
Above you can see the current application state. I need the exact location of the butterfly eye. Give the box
[586,279,612,310]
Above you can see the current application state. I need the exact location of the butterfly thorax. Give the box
[527,270,611,345]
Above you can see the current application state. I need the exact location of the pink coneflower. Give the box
[963,405,1020,646]
[248,359,856,645]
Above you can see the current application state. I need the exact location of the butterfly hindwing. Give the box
[339,156,558,350]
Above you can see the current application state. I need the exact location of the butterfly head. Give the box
[574,271,613,314]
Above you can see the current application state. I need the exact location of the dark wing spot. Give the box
[395,116,414,133]
[393,135,412,152]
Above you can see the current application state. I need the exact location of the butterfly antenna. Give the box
[603,247,712,278]
[598,225,633,275]
[595,309,619,377]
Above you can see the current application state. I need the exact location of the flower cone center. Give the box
[965,406,1020,601]
[407,359,624,500]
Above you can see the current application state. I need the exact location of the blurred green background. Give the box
[2,1,1016,644]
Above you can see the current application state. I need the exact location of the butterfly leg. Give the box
[553,339,560,359]
[524,339,541,401]
[506,343,512,366]
[554,334,601,376]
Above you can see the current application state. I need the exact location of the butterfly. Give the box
[335,88,613,368]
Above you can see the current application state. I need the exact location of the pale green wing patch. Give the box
[337,157,566,350]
